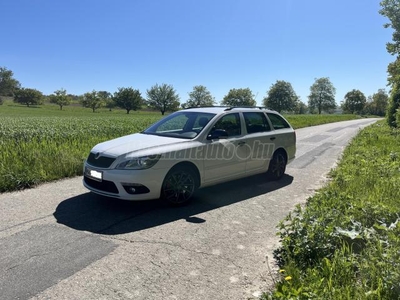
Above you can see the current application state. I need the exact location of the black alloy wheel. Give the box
[267,151,287,180]
[162,166,197,205]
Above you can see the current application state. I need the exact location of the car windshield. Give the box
[142,111,216,139]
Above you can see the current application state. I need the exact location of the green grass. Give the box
[0,101,364,192]
[284,114,362,129]
[264,121,400,299]
[0,103,161,192]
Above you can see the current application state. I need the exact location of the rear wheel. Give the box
[267,151,287,180]
[161,166,198,205]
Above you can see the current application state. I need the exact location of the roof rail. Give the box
[184,105,276,112]
[185,106,228,109]
[224,106,274,111]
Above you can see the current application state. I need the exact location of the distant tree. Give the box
[14,88,44,107]
[49,88,71,110]
[113,87,143,114]
[295,101,308,114]
[263,80,299,113]
[81,90,104,112]
[221,88,256,106]
[105,98,116,111]
[365,89,388,116]
[308,77,336,114]
[342,89,366,114]
[97,91,114,111]
[182,85,215,108]
[0,67,21,97]
[146,83,180,115]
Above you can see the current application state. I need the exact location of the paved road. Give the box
[0,118,379,300]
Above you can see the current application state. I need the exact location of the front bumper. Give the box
[83,162,169,200]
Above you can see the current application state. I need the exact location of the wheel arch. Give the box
[169,161,201,188]
[273,147,288,162]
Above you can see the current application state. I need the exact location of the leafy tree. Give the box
[365,89,388,116]
[387,57,400,87]
[342,89,367,114]
[81,90,104,112]
[380,0,400,56]
[96,91,114,111]
[263,80,299,113]
[146,83,180,115]
[113,87,143,114]
[308,77,336,114]
[182,85,215,108]
[380,0,400,126]
[221,88,256,106]
[49,88,71,110]
[14,88,44,107]
[387,84,400,127]
[0,67,21,97]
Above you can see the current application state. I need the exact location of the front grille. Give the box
[84,176,119,194]
[86,153,116,168]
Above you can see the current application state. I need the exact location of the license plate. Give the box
[86,167,102,181]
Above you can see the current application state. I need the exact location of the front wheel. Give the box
[161,166,198,205]
[267,151,287,180]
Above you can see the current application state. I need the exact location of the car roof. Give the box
[182,106,278,114]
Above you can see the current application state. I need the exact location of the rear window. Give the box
[243,112,271,133]
[267,113,290,130]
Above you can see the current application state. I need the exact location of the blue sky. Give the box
[1,0,394,106]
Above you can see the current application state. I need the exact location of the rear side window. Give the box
[267,113,290,130]
[211,113,241,137]
[243,112,271,133]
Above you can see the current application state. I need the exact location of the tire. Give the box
[267,151,287,180]
[161,166,198,205]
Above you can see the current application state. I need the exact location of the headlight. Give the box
[116,155,161,170]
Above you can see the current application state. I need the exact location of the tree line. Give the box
[0,66,388,116]
[380,0,400,127]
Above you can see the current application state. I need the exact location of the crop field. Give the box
[0,102,363,192]
[0,104,160,192]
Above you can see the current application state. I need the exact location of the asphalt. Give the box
[0,118,380,300]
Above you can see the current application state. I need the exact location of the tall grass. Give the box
[264,121,400,299]
[0,108,160,192]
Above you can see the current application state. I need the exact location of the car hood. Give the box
[91,133,190,158]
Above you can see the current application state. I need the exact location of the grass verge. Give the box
[263,121,400,299]
[284,114,361,129]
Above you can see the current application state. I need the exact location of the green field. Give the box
[264,121,400,299]
[0,102,362,192]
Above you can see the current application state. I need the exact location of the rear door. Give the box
[202,113,249,184]
[243,112,275,173]
[266,113,296,162]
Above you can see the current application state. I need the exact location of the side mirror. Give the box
[207,129,228,140]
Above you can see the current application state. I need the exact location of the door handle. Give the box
[238,141,246,146]
[270,137,276,141]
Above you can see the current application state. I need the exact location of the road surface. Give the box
[0,118,379,300]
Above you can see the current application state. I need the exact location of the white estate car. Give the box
[83,106,296,205]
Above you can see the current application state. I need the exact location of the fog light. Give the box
[122,183,150,195]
